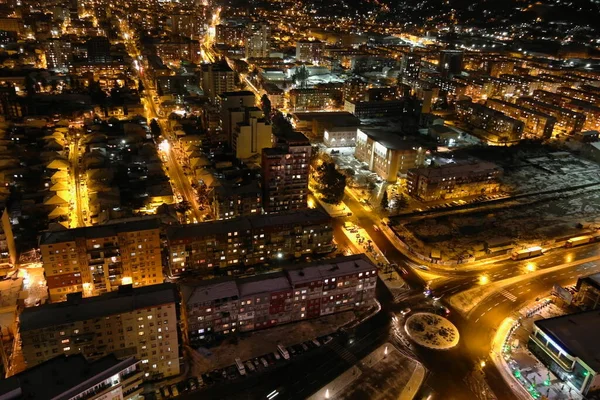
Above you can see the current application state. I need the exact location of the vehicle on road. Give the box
[170,385,179,397]
[277,344,290,360]
[235,358,246,376]
[565,236,594,248]
[260,358,269,367]
[312,339,321,347]
[401,307,411,316]
[373,224,380,232]
[245,361,255,372]
[416,265,430,271]
[511,246,543,260]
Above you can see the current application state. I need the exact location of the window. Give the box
[63,347,71,351]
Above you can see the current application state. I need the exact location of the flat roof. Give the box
[20,283,177,332]
[238,273,290,297]
[40,217,161,245]
[0,354,138,400]
[181,279,239,305]
[580,272,600,291]
[358,128,422,151]
[409,161,502,179]
[535,310,600,371]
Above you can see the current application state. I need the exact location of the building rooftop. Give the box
[409,160,502,179]
[238,273,290,298]
[0,354,138,400]
[39,217,161,245]
[218,90,255,98]
[181,279,239,305]
[578,272,600,291]
[358,128,423,151]
[534,310,600,371]
[292,111,360,127]
[20,283,177,332]
[166,209,330,241]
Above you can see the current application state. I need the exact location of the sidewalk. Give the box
[491,299,583,400]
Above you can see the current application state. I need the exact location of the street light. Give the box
[479,275,489,285]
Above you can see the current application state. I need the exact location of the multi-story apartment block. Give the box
[218,91,256,141]
[407,161,503,202]
[261,131,311,213]
[355,128,426,183]
[169,13,205,39]
[0,205,16,275]
[232,113,272,160]
[296,39,324,63]
[211,180,262,220]
[532,90,600,132]
[343,78,368,102]
[486,98,556,139]
[0,354,144,400]
[438,49,464,77]
[516,97,585,135]
[44,38,73,70]
[289,88,339,111]
[39,218,164,302]
[455,100,524,144]
[245,23,270,59]
[400,52,421,85]
[201,61,236,102]
[166,209,333,276]
[344,99,404,119]
[215,24,245,47]
[557,86,600,105]
[19,284,180,380]
[155,39,201,65]
[181,255,377,343]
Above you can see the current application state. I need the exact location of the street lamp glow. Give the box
[526,263,536,272]
[480,360,486,368]
[159,140,170,152]
[479,275,489,285]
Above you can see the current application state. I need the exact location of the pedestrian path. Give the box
[329,341,358,364]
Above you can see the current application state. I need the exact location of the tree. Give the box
[393,194,409,214]
[381,191,389,210]
[315,162,346,204]
[138,80,145,93]
[261,94,272,121]
[271,112,294,137]
[292,65,310,89]
[150,119,161,137]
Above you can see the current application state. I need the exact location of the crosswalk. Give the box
[500,289,517,302]
[329,341,358,364]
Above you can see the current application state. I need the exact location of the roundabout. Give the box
[405,312,460,350]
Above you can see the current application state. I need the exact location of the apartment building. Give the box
[215,24,245,47]
[296,39,324,63]
[218,90,256,141]
[211,180,262,220]
[455,100,524,144]
[557,86,600,105]
[155,39,201,64]
[232,112,272,160]
[289,88,340,111]
[0,205,16,275]
[19,284,180,380]
[201,61,236,102]
[165,209,333,276]
[39,218,163,302]
[532,90,600,132]
[262,131,311,213]
[516,97,585,134]
[407,161,503,201]
[181,255,377,343]
[44,38,73,70]
[344,99,404,119]
[355,128,426,182]
[245,23,271,59]
[400,52,421,85]
[486,98,556,139]
[0,355,143,400]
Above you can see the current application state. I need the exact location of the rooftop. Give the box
[358,128,423,151]
[0,354,138,400]
[409,161,502,179]
[238,273,290,298]
[39,217,161,245]
[534,310,600,371]
[20,283,177,332]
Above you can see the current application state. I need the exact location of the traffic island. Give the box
[404,313,460,350]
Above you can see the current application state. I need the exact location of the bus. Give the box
[277,344,290,360]
[565,236,593,248]
[511,246,543,260]
[235,358,246,376]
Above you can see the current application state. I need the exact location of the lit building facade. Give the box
[245,23,270,59]
[516,97,585,135]
[455,100,524,144]
[201,61,236,102]
[181,255,377,343]
[407,161,503,201]
[296,39,324,63]
[39,218,164,302]
[166,210,334,276]
[355,128,426,182]
[19,284,180,380]
[486,98,556,139]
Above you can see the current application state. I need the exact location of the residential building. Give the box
[19,284,180,380]
[344,99,404,119]
[169,13,205,39]
[407,161,503,201]
[155,39,201,64]
[355,128,426,182]
[165,209,333,276]
[211,180,262,220]
[86,36,111,64]
[181,255,377,343]
[486,98,556,139]
[201,61,236,102]
[291,111,360,141]
[39,218,164,302]
[261,131,311,213]
[218,91,256,141]
[289,88,339,111]
[0,354,143,400]
[245,23,270,59]
[0,85,22,121]
[455,100,524,144]
[532,90,600,132]
[439,49,464,76]
[232,112,272,160]
[296,39,324,63]
[516,97,586,135]
[528,311,600,395]
[215,24,245,47]
[557,87,600,105]
[400,52,421,85]
[0,206,16,273]
[323,127,358,147]
[44,38,73,70]
[343,78,368,102]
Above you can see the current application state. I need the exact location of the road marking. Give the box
[500,289,517,302]
[487,306,493,312]
[474,318,480,323]
[494,302,500,307]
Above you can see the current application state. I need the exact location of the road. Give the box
[120,21,204,223]
[68,134,86,227]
